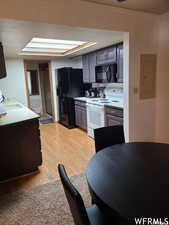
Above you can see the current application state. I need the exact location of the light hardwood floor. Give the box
[0,122,95,194]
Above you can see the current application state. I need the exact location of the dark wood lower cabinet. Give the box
[106,114,123,126]
[75,104,81,127]
[81,107,87,130]
[74,100,87,131]
[105,106,123,127]
[0,118,42,182]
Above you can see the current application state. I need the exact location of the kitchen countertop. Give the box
[0,99,39,126]
[104,102,123,109]
[74,97,123,109]
[74,97,89,102]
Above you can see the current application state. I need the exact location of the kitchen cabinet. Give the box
[81,107,87,130]
[105,105,123,127]
[75,104,81,127]
[74,100,87,130]
[96,49,107,65]
[82,43,123,83]
[0,118,42,181]
[88,52,96,83]
[96,46,116,65]
[107,46,117,63]
[105,114,123,126]
[116,43,123,83]
[82,55,90,83]
[82,52,96,83]
[0,43,7,79]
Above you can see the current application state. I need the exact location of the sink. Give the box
[5,103,23,110]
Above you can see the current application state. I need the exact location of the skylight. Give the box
[20,38,96,56]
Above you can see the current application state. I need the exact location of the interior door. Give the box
[39,63,52,116]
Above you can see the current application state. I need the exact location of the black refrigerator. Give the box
[56,67,84,128]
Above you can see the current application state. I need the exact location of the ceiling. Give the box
[83,0,169,14]
[0,19,124,59]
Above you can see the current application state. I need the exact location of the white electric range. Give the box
[86,97,123,138]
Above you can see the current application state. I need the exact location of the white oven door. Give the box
[87,103,105,138]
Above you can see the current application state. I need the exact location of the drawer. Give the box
[74,100,86,107]
[105,106,123,118]
[74,100,81,106]
[80,101,86,108]
[105,114,123,127]
[75,104,86,111]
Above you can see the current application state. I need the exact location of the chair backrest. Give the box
[94,125,125,152]
[58,164,91,225]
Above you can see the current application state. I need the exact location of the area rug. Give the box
[0,174,91,225]
[40,119,53,124]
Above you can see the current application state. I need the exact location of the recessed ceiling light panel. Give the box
[20,38,96,56]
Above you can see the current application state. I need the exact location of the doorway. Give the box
[24,61,54,123]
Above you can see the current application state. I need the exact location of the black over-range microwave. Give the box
[95,63,117,83]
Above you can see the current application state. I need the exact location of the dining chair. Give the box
[94,125,125,152]
[58,164,112,225]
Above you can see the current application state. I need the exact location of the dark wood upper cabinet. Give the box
[0,43,7,79]
[82,52,96,83]
[88,52,96,83]
[96,48,107,65]
[82,54,90,83]
[106,46,117,63]
[96,46,116,65]
[116,43,123,83]
[82,43,123,83]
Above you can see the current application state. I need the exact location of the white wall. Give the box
[0,56,81,121]
[50,57,82,121]
[0,58,28,106]
[155,13,169,144]
[0,0,159,141]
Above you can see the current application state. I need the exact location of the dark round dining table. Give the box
[86,142,169,220]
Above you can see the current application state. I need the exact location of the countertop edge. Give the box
[0,99,40,127]
[0,116,39,127]
[74,97,123,109]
